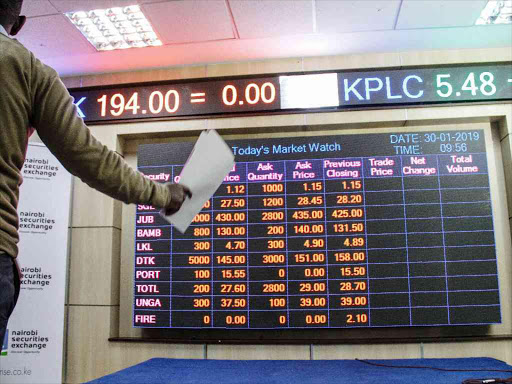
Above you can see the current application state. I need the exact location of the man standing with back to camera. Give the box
[0,0,192,353]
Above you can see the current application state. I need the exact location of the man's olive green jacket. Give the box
[0,34,170,259]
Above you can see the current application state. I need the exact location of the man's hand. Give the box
[164,183,192,216]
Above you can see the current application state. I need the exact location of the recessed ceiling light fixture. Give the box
[65,5,162,51]
[476,0,512,25]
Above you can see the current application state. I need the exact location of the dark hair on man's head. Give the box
[0,0,24,25]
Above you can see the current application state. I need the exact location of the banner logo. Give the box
[18,211,55,234]
[8,329,49,354]
[20,266,53,291]
[22,158,59,179]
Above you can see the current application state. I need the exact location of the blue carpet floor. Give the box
[86,357,512,384]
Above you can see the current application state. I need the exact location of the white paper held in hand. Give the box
[161,129,235,233]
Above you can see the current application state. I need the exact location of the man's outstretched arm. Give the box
[28,52,188,210]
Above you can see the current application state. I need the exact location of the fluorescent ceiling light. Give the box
[476,0,512,25]
[65,5,162,51]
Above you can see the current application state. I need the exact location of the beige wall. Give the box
[59,47,512,383]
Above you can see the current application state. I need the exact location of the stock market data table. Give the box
[133,130,500,329]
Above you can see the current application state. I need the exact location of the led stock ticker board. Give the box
[70,64,512,122]
[134,130,500,329]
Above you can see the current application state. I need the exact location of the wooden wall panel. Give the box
[68,227,120,306]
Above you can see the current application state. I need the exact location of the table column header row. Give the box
[140,153,488,183]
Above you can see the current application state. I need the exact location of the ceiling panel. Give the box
[230,0,314,38]
[316,0,400,33]
[21,0,59,17]
[39,24,511,77]
[9,0,511,78]
[143,0,234,44]
[16,14,95,59]
[396,0,488,29]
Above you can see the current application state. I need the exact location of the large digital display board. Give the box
[71,64,512,123]
[134,129,500,329]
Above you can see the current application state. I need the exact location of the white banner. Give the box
[0,143,71,384]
